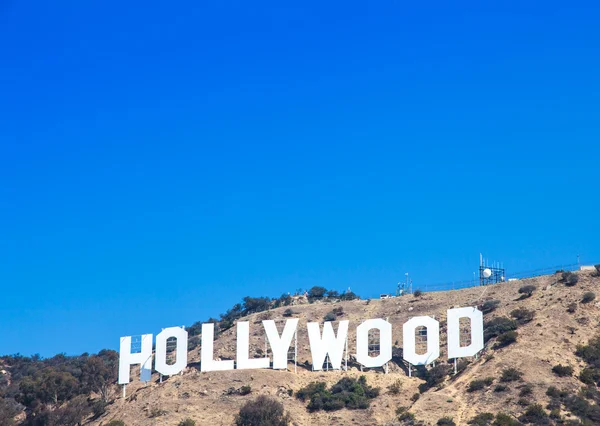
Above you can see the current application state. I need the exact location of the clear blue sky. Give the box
[1,1,599,357]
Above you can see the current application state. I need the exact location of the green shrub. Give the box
[496,331,518,348]
[468,380,486,392]
[235,395,291,426]
[480,300,500,314]
[563,272,579,286]
[307,286,327,300]
[518,285,536,297]
[580,367,600,385]
[106,421,126,426]
[582,292,596,304]
[468,413,494,426]
[552,364,573,377]
[387,379,402,395]
[418,364,451,392]
[437,417,456,426]
[413,290,423,298]
[510,307,535,325]
[576,334,600,368]
[494,384,508,392]
[467,378,494,392]
[549,408,561,419]
[546,386,562,398]
[178,419,196,426]
[92,399,108,417]
[296,376,379,412]
[484,317,518,342]
[493,413,522,425]
[339,290,359,301]
[519,384,533,397]
[275,293,293,308]
[519,404,549,424]
[326,290,340,298]
[398,410,416,422]
[283,308,294,317]
[324,311,336,321]
[239,385,252,396]
[567,302,577,313]
[500,368,523,382]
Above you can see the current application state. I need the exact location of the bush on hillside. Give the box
[546,386,566,399]
[484,317,518,342]
[283,308,294,317]
[467,378,494,392]
[492,413,522,426]
[387,379,403,395]
[500,368,523,383]
[582,292,596,304]
[413,290,423,298]
[178,419,196,426]
[235,395,291,426]
[562,272,579,286]
[324,311,337,321]
[480,300,500,314]
[467,413,494,426]
[418,364,451,392]
[397,407,417,424]
[546,386,600,424]
[437,417,456,426]
[567,302,578,313]
[552,364,573,377]
[580,367,600,385]
[496,331,518,348]
[576,334,600,368]
[106,421,126,426]
[296,376,379,412]
[518,285,537,298]
[518,384,533,397]
[519,404,549,424]
[510,307,535,325]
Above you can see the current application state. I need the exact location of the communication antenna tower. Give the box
[397,281,405,296]
[479,253,506,286]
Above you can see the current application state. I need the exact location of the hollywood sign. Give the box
[118,307,483,384]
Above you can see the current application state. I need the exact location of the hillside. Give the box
[3,270,600,425]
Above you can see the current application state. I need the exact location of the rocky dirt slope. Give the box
[93,271,600,426]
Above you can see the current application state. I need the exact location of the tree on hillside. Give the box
[81,350,118,402]
[242,297,271,315]
[18,368,79,407]
[0,398,22,426]
[339,291,359,301]
[307,286,327,300]
[52,395,91,426]
[326,290,340,298]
